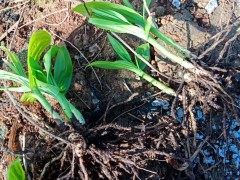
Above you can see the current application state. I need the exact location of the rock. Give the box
[172,0,181,8]
[193,0,209,8]
[205,0,218,14]
[155,6,166,17]
[9,14,20,22]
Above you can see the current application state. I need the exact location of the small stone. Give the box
[172,0,181,8]
[155,6,165,16]
[74,83,82,91]
[205,0,218,14]
[161,18,167,25]
[9,14,20,22]
[74,55,80,61]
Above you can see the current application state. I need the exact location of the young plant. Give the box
[73,1,205,76]
[88,34,176,96]
[7,158,25,180]
[0,30,85,125]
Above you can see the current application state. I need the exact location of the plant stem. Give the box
[147,36,204,75]
[136,70,176,96]
[150,27,195,58]
[32,88,64,125]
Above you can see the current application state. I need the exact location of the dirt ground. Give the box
[0,0,240,179]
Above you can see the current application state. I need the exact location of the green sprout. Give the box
[73,1,204,76]
[7,158,25,180]
[0,30,85,125]
[88,34,176,96]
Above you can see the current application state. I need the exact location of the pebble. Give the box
[205,0,218,14]
[9,14,20,22]
[172,0,181,8]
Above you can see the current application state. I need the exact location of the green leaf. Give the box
[20,93,36,103]
[89,18,147,40]
[150,28,191,57]
[0,70,30,88]
[7,158,25,180]
[69,102,85,124]
[107,34,131,62]
[54,46,73,94]
[28,30,51,63]
[135,43,150,70]
[43,45,59,85]
[122,0,134,9]
[73,2,144,26]
[74,2,191,58]
[54,93,72,121]
[28,30,51,88]
[29,57,47,83]
[0,46,26,77]
[88,60,139,73]
[92,8,130,24]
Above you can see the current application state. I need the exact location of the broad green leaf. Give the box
[89,60,176,96]
[28,30,51,63]
[150,27,191,57]
[28,30,51,88]
[0,46,26,77]
[89,18,147,40]
[122,0,134,9]
[69,102,85,124]
[0,69,59,95]
[0,70,30,88]
[20,93,36,103]
[29,57,47,83]
[7,158,25,180]
[135,43,150,70]
[73,2,144,26]
[54,46,73,94]
[54,93,72,121]
[92,8,130,24]
[73,2,191,57]
[88,60,139,73]
[43,45,59,85]
[107,34,131,62]
[31,87,64,123]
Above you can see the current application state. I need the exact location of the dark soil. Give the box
[0,0,240,179]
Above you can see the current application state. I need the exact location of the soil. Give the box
[0,0,240,179]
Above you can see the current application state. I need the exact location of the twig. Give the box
[0,0,29,13]
[190,136,210,162]
[22,133,31,180]
[79,157,89,180]
[112,102,147,122]
[40,12,69,26]
[0,21,19,42]
[0,146,33,156]
[216,31,240,63]
[143,0,151,16]
[4,86,70,144]
[40,147,68,180]
[9,1,27,50]
[49,30,102,89]
[19,8,68,29]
